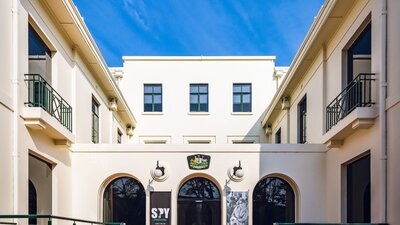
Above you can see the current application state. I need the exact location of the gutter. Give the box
[379,0,388,222]
[261,0,336,127]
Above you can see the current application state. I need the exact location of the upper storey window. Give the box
[233,83,252,112]
[190,84,208,112]
[345,23,371,86]
[144,84,162,112]
[28,24,52,84]
[298,95,307,144]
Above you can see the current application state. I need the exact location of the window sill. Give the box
[231,112,253,115]
[188,112,210,115]
[142,112,164,115]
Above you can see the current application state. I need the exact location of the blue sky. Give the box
[73,0,325,67]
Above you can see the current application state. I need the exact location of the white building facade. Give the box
[0,0,399,225]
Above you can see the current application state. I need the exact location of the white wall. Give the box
[119,57,277,144]
[71,144,326,224]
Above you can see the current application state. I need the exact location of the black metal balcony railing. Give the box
[326,73,375,132]
[25,74,73,132]
[0,214,124,225]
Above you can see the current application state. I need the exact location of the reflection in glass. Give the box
[178,177,220,199]
[178,177,221,225]
[253,177,295,225]
[103,177,145,225]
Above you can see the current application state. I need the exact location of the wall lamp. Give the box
[227,160,244,182]
[151,160,167,182]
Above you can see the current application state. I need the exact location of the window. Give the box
[345,23,371,86]
[233,83,251,112]
[117,129,122,144]
[190,84,208,112]
[253,177,295,225]
[92,98,99,143]
[103,177,146,225]
[275,128,281,144]
[144,84,162,112]
[29,24,52,83]
[298,95,307,144]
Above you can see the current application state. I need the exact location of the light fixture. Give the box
[108,98,118,111]
[126,125,134,137]
[151,160,167,182]
[227,160,244,182]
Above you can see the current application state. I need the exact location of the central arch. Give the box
[178,176,221,225]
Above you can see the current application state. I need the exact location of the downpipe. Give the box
[379,0,388,223]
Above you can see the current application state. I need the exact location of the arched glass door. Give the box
[103,177,146,225]
[178,177,221,225]
[253,177,295,225]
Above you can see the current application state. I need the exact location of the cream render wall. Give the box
[0,0,130,218]
[265,0,400,224]
[70,144,327,225]
[119,57,276,144]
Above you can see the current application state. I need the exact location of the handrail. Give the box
[24,74,73,132]
[0,215,124,225]
[326,73,375,132]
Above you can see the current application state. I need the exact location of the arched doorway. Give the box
[103,176,146,225]
[178,177,221,225]
[253,177,295,225]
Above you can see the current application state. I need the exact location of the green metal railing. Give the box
[0,215,124,225]
[274,223,387,225]
[326,73,375,132]
[25,74,73,132]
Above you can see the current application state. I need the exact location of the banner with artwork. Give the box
[226,191,248,225]
[150,191,171,225]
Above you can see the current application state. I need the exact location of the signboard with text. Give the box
[150,192,171,225]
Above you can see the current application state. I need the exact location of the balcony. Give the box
[23,74,74,145]
[324,73,376,148]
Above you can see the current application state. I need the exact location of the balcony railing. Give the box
[25,74,73,132]
[326,73,375,132]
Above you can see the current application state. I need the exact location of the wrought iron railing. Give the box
[25,74,73,132]
[326,73,375,132]
[0,215,124,225]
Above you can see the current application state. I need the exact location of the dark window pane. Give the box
[233,104,241,112]
[144,104,153,112]
[242,103,251,112]
[154,103,162,112]
[190,104,198,112]
[200,103,208,112]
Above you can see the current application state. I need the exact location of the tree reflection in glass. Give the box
[103,177,146,225]
[178,177,220,199]
[253,177,295,225]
